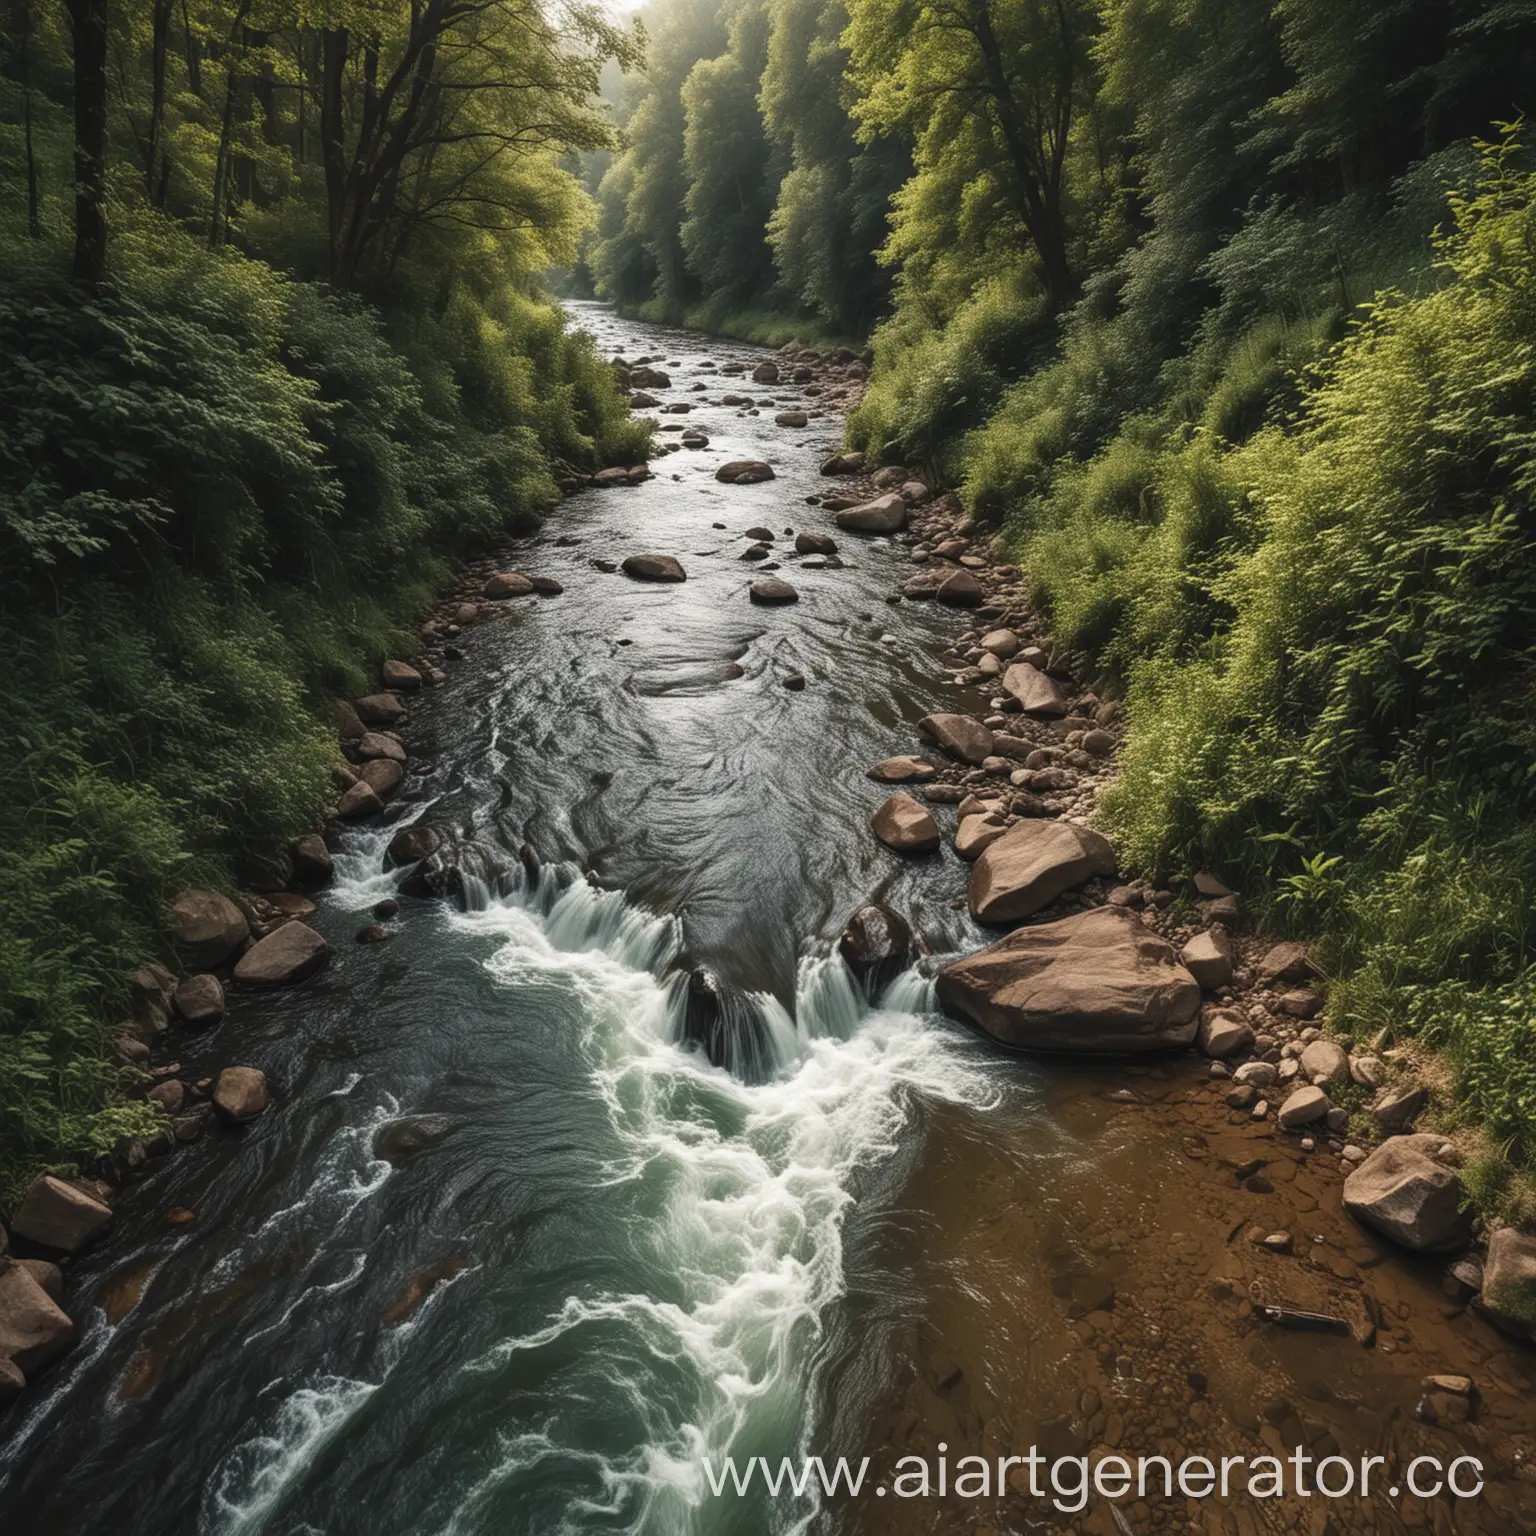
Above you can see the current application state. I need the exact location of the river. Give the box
[4,304,1534,1536]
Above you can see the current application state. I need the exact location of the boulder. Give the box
[1373,1082,1428,1133]
[1343,1140,1474,1253]
[980,629,1021,659]
[1300,1038,1350,1088]
[357,758,404,798]
[15,1260,63,1305]
[820,452,864,476]
[967,821,1116,925]
[775,411,808,428]
[918,713,994,765]
[743,526,775,542]
[834,494,908,534]
[357,732,407,763]
[752,361,779,384]
[936,570,985,608]
[1198,1011,1254,1059]
[372,1115,454,1167]
[749,577,799,605]
[956,813,1009,861]
[354,693,406,727]
[232,921,327,987]
[1256,941,1316,987]
[1277,1085,1331,1128]
[387,824,442,866]
[337,779,384,820]
[1479,1228,1536,1341]
[871,793,940,854]
[937,906,1201,1053]
[9,1176,112,1254]
[484,571,534,599]
[838,904,913,997]
[213,1066,270,1123]
[795,532,837,555]
[715,460,775,484]
[1002,662,1068,717]
[0,1261,74,1377]
[621,554,687,582]
[381,660,421,691]
[1179,930,1233,990]
[173,973,225,1028]
[291,834,333,887]
[868,759,935,791]
[1235,1061,1277,1088]
[168,888,248,968]
[532,575,563,595]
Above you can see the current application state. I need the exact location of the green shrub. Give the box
[0,218,642,1194]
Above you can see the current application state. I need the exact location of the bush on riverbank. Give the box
[0,220,647,1194]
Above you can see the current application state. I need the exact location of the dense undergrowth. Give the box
[0,219,647,1193]
[853,139,1536,1210]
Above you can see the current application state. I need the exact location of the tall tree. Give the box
[846,0,1097,309]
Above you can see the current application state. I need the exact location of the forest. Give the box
[0,0,649,1186]
[590,0,1536,1204]
[4,0,1536,1216]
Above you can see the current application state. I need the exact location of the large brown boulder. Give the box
[168,888,249,968]
[213,1066,270,1122]
[1480,1228,1536,1341]
[380,659,421,691]
[1002,662,1068,717]
[9,1176,112,1254]
[918,713,994,765]
[871,793,940,854]
[1343,1138,1475,1253]
[357,758,404,798]
[622,554,687,582]
[968,821,1116,925]
[0,1261,75,1377]
[834,493,908,534]
[795,532,837,555]
[937,906,1201,1053]
[233,921,327,987]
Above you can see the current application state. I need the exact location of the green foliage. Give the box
[0,217,642,1191]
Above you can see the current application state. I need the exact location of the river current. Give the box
[0,305,1045,1534]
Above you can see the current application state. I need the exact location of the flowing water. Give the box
[5,306,1536,1536]
[0,305,1018,1534]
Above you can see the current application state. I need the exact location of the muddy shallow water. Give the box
[1,305,1532,1536]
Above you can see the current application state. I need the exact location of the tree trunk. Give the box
[146,0,171,203]
[17,0,41,236]
[65,0,108,284]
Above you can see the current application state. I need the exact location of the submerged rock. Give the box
[373,1115,455,1167]
[838,905,913,998]
[937,907,1201,1053]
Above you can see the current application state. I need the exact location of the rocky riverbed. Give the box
[2,305,1533,1536]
